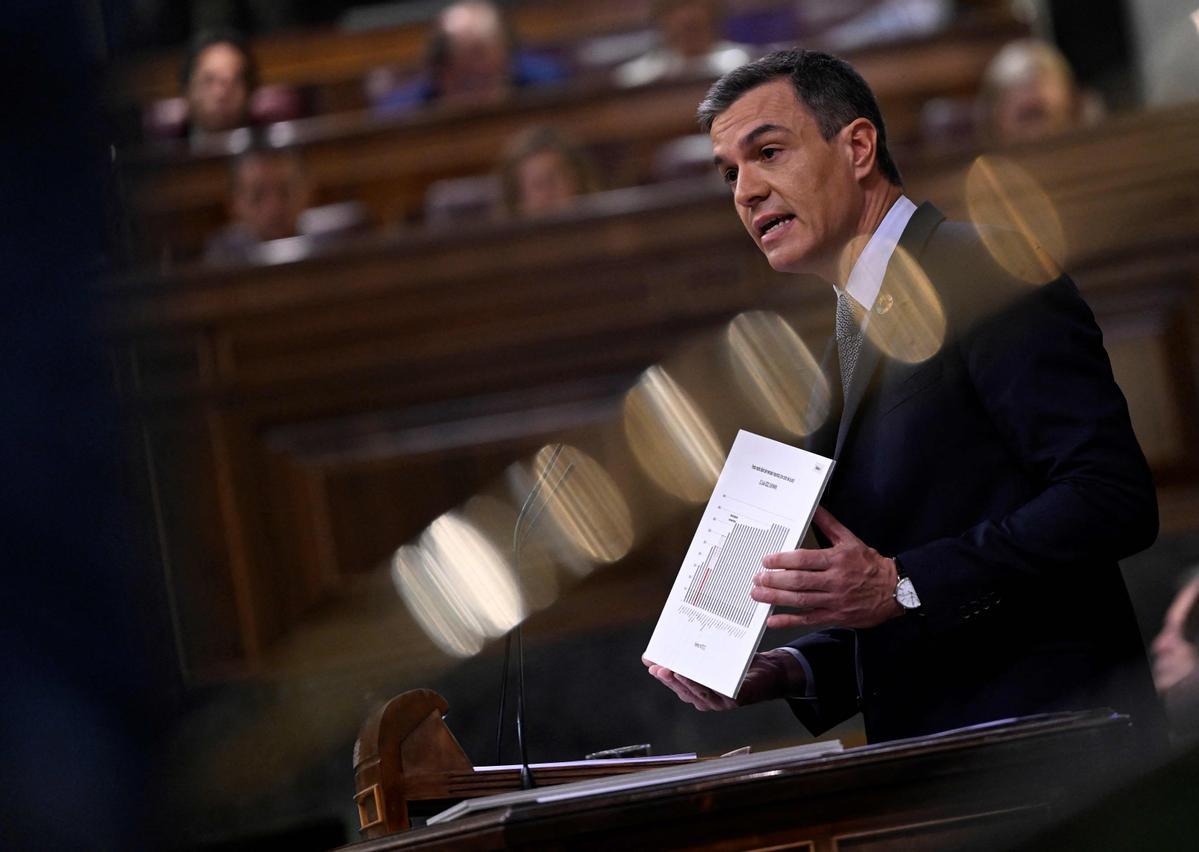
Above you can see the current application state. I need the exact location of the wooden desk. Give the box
[103,104,1199,683]
[342,707,1141,851]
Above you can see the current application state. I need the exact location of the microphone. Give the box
[495,445,575,789]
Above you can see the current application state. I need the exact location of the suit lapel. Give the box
[832,202,946,460]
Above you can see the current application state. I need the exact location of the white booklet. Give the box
[644,430,834,698]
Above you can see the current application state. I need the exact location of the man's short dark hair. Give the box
[697,49,902,186]
[179,29,259,92]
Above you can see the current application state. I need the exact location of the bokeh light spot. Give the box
[966,155,1065,284]
[726,311,831,437]
[623,366,725,503]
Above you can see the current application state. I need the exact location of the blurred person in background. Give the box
[977,38,1089,147]
[497,126,598,218]
[800,0,953,52]
[614,0,752,88]
[371,1,565,114]
[1153,569,1199,743]
[181,28,258,136]
[205,147,310,264]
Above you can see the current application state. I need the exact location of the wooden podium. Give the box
[348,690,1140,851]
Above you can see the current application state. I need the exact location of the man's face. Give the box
[438,3,511,103]
[231,155,309,242]
[994,73,1075,146]
[710,78,862,279]
[516,149,579,216]
[188,43,250,133]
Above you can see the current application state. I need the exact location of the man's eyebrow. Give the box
[712,123,787,166]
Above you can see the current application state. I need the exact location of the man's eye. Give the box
[722,168,738,184]
[761,147,779,160]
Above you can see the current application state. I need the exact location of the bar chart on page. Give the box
[682,497,790,628]
[645,430,833,698]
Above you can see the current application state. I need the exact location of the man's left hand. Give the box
[751,507,903,629]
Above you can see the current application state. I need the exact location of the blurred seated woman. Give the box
[497,127,598,218]
[977,38,1088,147]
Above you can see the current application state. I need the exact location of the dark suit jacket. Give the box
[787,202,1163,746]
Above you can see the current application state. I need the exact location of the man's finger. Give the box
[753,568,838,593]
[762,548,829,571]
[665,670,730,711]
[750,584,834,608]
[812,506,855,544]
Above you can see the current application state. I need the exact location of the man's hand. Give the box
[642,648,801,711]
[751,507,903,630]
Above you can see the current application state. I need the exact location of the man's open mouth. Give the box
[758,214,795,237]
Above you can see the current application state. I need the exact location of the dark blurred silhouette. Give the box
[370,1,566,115]
[613,0,752,88]
[497,126,598,218]
[1,3,165,849]
[1153,569,1199,743]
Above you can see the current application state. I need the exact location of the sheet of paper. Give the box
[427,740,842,825]
[643,430,834,698]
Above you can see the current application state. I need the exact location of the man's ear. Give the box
[844,117,879,181]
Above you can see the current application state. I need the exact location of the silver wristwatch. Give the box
[893,556,922,611]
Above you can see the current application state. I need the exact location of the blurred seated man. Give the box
[1153,569,1199,743]
[371,0,565,114]
[204,147,310,265]
[497,126,598,218]
[614,0,752,88]
[977,39,1085,147]
[181,29,258,136]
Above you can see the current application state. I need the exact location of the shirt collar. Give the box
[835,195,917,311]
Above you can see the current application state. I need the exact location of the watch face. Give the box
[896,577,921,609]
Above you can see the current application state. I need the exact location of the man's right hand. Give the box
[642,648,804,711]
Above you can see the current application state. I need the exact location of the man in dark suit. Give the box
[644,49,1163,746]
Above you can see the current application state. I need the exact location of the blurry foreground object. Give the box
[725,311,830,438]
[2,3,158,848]
[623,366,724,503]
[977,38,1092,147]
[614,0,752,87]
[370,1,565,114]
[497,126,598,218]
[1153,569,1199,743]
[965,154,1065,284]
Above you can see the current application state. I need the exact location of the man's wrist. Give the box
[892,555,922,614]
[766,647,812,699]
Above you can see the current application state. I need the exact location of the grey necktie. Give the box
[835,291,864,400]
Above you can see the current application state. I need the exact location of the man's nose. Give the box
[734,166,767,208]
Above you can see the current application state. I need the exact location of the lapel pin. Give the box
[874,293,894,316]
